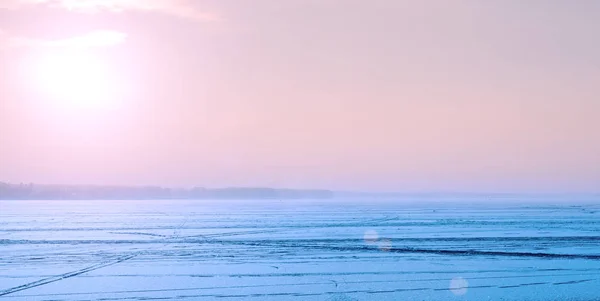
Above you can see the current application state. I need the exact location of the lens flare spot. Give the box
[449,277,469,296]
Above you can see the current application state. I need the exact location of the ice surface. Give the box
[1,198,599,300]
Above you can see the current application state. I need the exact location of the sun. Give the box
[33,50,120,110]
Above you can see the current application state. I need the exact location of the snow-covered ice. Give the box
[1,198,599,300]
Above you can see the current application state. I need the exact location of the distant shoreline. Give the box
[1,182,598,201]
[0,182,334,200]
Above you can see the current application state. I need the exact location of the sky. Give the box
[0,0,599,193]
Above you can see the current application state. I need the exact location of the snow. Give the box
[1,198,599,300]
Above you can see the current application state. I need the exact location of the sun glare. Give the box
[32,50,120,110]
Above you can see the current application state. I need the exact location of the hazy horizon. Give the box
[1,1,599,194]
[2,181,600,195]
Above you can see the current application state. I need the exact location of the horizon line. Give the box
[1,181,598,196]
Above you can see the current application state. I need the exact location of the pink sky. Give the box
[0,1,599,192]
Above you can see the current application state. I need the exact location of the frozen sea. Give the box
[1,197,599,300]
